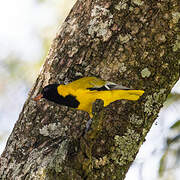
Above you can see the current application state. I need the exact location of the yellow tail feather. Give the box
[97,90,144,107]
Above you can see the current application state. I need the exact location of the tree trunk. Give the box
[0,0,179,179]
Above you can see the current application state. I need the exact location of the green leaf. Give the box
[170,120,180,130]
[159,150,168,177]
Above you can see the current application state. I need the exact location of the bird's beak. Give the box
[34,94,43,101]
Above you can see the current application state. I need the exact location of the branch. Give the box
[0,0,179,179]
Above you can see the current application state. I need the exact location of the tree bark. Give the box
[0,0,179,179]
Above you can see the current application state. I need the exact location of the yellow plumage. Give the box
[56,77,144,117]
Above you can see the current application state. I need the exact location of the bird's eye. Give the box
[44,87,48,92]
[42,86,50,94]
[42,84,59,94]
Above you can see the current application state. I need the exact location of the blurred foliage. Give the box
[170,120,180,130]
[0,57,40,92]
[37,0,46,3]
[158,116,180,179]
[164,93,180,107]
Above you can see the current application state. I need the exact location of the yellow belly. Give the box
[75,89,144,117]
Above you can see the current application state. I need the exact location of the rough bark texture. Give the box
[0,0,179,179]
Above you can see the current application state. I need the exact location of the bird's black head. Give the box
[37,83,80,108]
[41,84,60,102]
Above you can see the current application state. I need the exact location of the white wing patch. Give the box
[105,84,110,90]
[87,81,131,91]
[105,81,131,90]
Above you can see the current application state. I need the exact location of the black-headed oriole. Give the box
[34,77,144,117]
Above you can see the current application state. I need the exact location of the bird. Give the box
[34,77,144,118]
